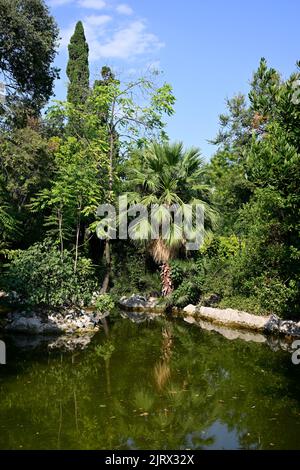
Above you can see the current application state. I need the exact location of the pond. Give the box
[0,315,300,450]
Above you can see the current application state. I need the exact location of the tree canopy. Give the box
[0,0,59,115]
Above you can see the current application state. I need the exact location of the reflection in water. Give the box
[154,362,171,391]
[1,317,300,449]
[95,341,115,396]
[154,325,173,391]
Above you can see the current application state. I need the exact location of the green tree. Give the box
[0,199,19,251]
[204,58,300,317]
[0,0,59,119]
[127,142,216,296]
[0,125,55,248]
[30,137,104,271]
[61,71,176,293]
[66,21,90,108]
[249,57,281,128]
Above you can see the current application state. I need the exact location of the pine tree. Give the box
[66,21,89,107]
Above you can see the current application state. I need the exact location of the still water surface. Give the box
[1,316,300,449]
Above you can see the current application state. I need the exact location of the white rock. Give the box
[183,304,198,314]
[198,306,268,331]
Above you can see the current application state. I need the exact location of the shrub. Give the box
[170,258,205,307]
[4,240,97,307]
[94,294,115,314]
[201,235,242,260]
[111,242,161,297]
[171,280,200,307]
[249,276,298,317]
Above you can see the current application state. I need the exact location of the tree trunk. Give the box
[58,208,64,261]
[100,239,111,294]
[161,262,173,297]
[74,204,81,273]
[100,114,115,293]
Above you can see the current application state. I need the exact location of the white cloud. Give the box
[60,15,110,49]
[78,0,106,9]
[61,18,164,62]
[48,0,74,6]
[60,23,77,48]
[49,0,106,7]
[90,20,164,60]
[84,14,112,26]
[116,4,133,15]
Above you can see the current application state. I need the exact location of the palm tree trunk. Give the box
[161,262,173,297]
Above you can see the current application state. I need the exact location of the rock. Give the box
[184,313,296,353]
[183,304,198,314]
[6,316,44,334]
[183,315,196,324]
[266,336,281,352]
[120,311,161,323]
[42,323,60,334]
[92,313,101,323]
[147,297,160,308]
[48,334,94,351]
[185,315,267,344]
[194,306,268,331]
[279,320,300,337]
[264,314,281,335]
[119,294,164,313]
[3,307,103,336]
[183,304,300,338]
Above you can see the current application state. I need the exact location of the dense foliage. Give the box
[203,58,300,317]
[4,241,96,307]
[0,0,59,119]
[126,142,215,296]
[0,7,299,319]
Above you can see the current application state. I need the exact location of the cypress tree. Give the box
[66,21,89,107]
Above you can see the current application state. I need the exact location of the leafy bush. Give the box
[171,280,200,307]
[218,295,265,315]
[169,258,205,307]
[249,276,298,316]
[4,241,97,307]
[111,242,161,297]
[201,235,242,260]
[169,260,185,288]
[94,294,115,314]
[200,240,300,317]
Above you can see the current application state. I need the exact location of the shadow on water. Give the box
[1,312,300,450]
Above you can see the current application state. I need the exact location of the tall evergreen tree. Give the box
[66,21,89,107]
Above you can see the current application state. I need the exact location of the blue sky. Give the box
[47,0,300,159]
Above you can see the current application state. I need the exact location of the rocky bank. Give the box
[118,294,300,339]
[1,307,106,335]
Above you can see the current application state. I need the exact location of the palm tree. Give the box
[127,142,216,296]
